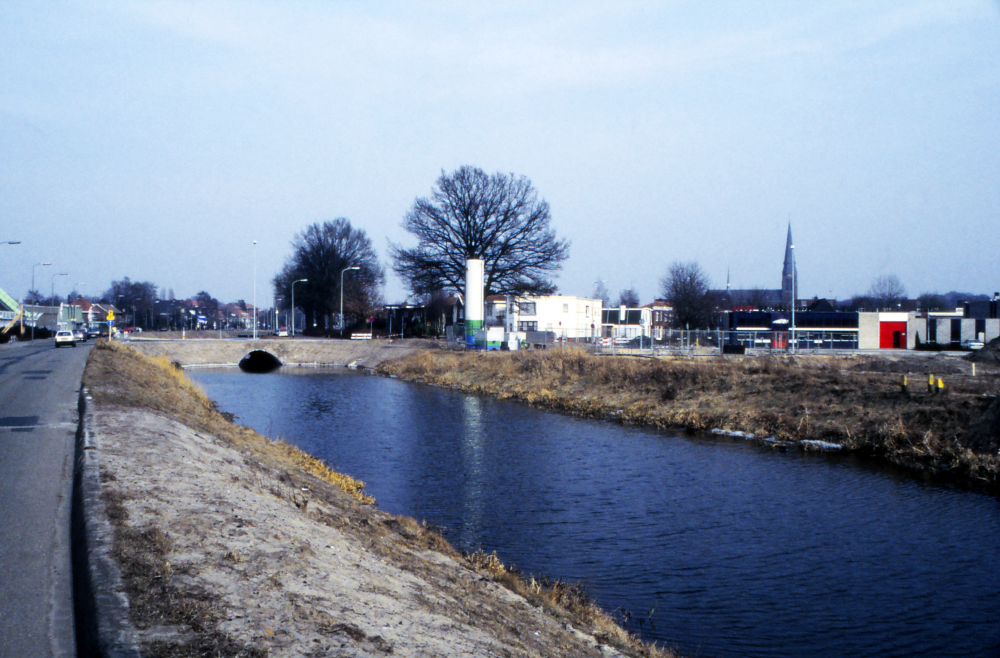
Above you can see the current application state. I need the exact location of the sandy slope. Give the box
[93,405,636,657]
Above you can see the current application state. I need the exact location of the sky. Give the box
[2,1,998,306]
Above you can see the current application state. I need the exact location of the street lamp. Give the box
[51,273,67,330]
[1,240,20,245]
[31,262,51,303]
[340,266,359,338]
[291,278,307,338]
[252,240,258,340]
[790,243,796,353]
[51,272,67,305]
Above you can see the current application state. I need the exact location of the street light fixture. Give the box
[52,272,67,316]
[291,278,307,338]
[790,243,796,353]
[31,262,51,303]
[252,240,258,340]
[51,273,67,301]
[1,241,21,245]
[340,266,359,338]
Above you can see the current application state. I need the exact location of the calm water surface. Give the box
[189,368,1000,658]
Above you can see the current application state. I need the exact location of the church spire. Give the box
[781,222,797,308]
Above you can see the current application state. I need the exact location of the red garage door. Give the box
[879,321,907,349]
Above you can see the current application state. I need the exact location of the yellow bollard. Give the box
[936,377,945,394]
[900,375,908,395]
[928,373,934,394]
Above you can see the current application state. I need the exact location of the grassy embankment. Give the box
[376,348,1000,489]
[84,340,673,658]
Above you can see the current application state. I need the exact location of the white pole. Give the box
[790,243,796,353]
[252,240,257,340]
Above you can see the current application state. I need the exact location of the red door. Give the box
[879,322,907,349]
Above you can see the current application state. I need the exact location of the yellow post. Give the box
[900,375,908,395]
[928,373,934,394]
[936,377,945,394]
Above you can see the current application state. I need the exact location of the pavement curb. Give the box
[72,387,142,658]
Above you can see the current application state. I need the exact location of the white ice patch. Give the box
[801,440,843,451]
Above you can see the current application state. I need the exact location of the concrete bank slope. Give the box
[126,336,437,368]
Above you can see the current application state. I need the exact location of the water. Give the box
[189,367,1000,658]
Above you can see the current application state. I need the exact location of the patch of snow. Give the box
[801,440,843,451]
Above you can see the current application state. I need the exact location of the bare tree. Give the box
[868,274,907,310]
[592,280,611,307]
[273,219,384,335]
[390,166,570,296]
[103,278,158,329]
[659,261,713,329]
[917,292,947,312]
[617,288,640,308]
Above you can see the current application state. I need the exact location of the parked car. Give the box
[962,339,985,350]
[55,330,76,348]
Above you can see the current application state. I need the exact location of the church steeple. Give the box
[781,223,797,308]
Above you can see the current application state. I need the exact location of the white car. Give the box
[962,339,985,350]
[55,330,76,348]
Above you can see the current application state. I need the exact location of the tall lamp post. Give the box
[340,266,359,338]
[291,278,307,338]
[52,272,67,329]
[31,262,51,303]
[790,242,796,353]
[29,262,51,339]
[1,240,20,246]
[252,240,257,340]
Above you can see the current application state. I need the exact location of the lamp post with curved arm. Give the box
[340,266,359,338]
[291,278,307,338]
[31,262,51,303]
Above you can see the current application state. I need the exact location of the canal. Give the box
[189,367,1000,658]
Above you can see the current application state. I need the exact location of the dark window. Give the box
[519,302,536,315]
[950,318,961,344]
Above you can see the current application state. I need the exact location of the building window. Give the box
[519,302,536,315]
[586,306,590,317]
[563,303,569,313]
[518,321,538,332]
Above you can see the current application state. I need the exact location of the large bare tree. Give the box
[273,219,384,334]
[390,166,570,296]
[868,274,907,310]
[659,261,714,329]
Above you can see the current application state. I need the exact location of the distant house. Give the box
[495,294,602,341]
[642,300,674,340]
[601,306,651,341]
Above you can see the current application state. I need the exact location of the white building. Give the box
[486,294,602,342]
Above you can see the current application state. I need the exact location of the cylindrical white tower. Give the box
[465,258,484,348]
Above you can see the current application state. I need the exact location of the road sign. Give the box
[107,310,115,321]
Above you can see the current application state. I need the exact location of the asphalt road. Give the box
[0,339,91,658]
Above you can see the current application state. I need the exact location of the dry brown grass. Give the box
[377,347,1000,489]
[466,549,674,658]
[85,339,372,503]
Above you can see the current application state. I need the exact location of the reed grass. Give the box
[377,347,1000,489]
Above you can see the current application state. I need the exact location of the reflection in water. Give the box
[190,368,1000,658]
[459,395,486,547]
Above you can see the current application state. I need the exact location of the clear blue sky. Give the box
[2,1,998,305]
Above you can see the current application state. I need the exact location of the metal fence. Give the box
[591,329,860,356]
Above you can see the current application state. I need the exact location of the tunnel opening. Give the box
[238,350,283,373]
